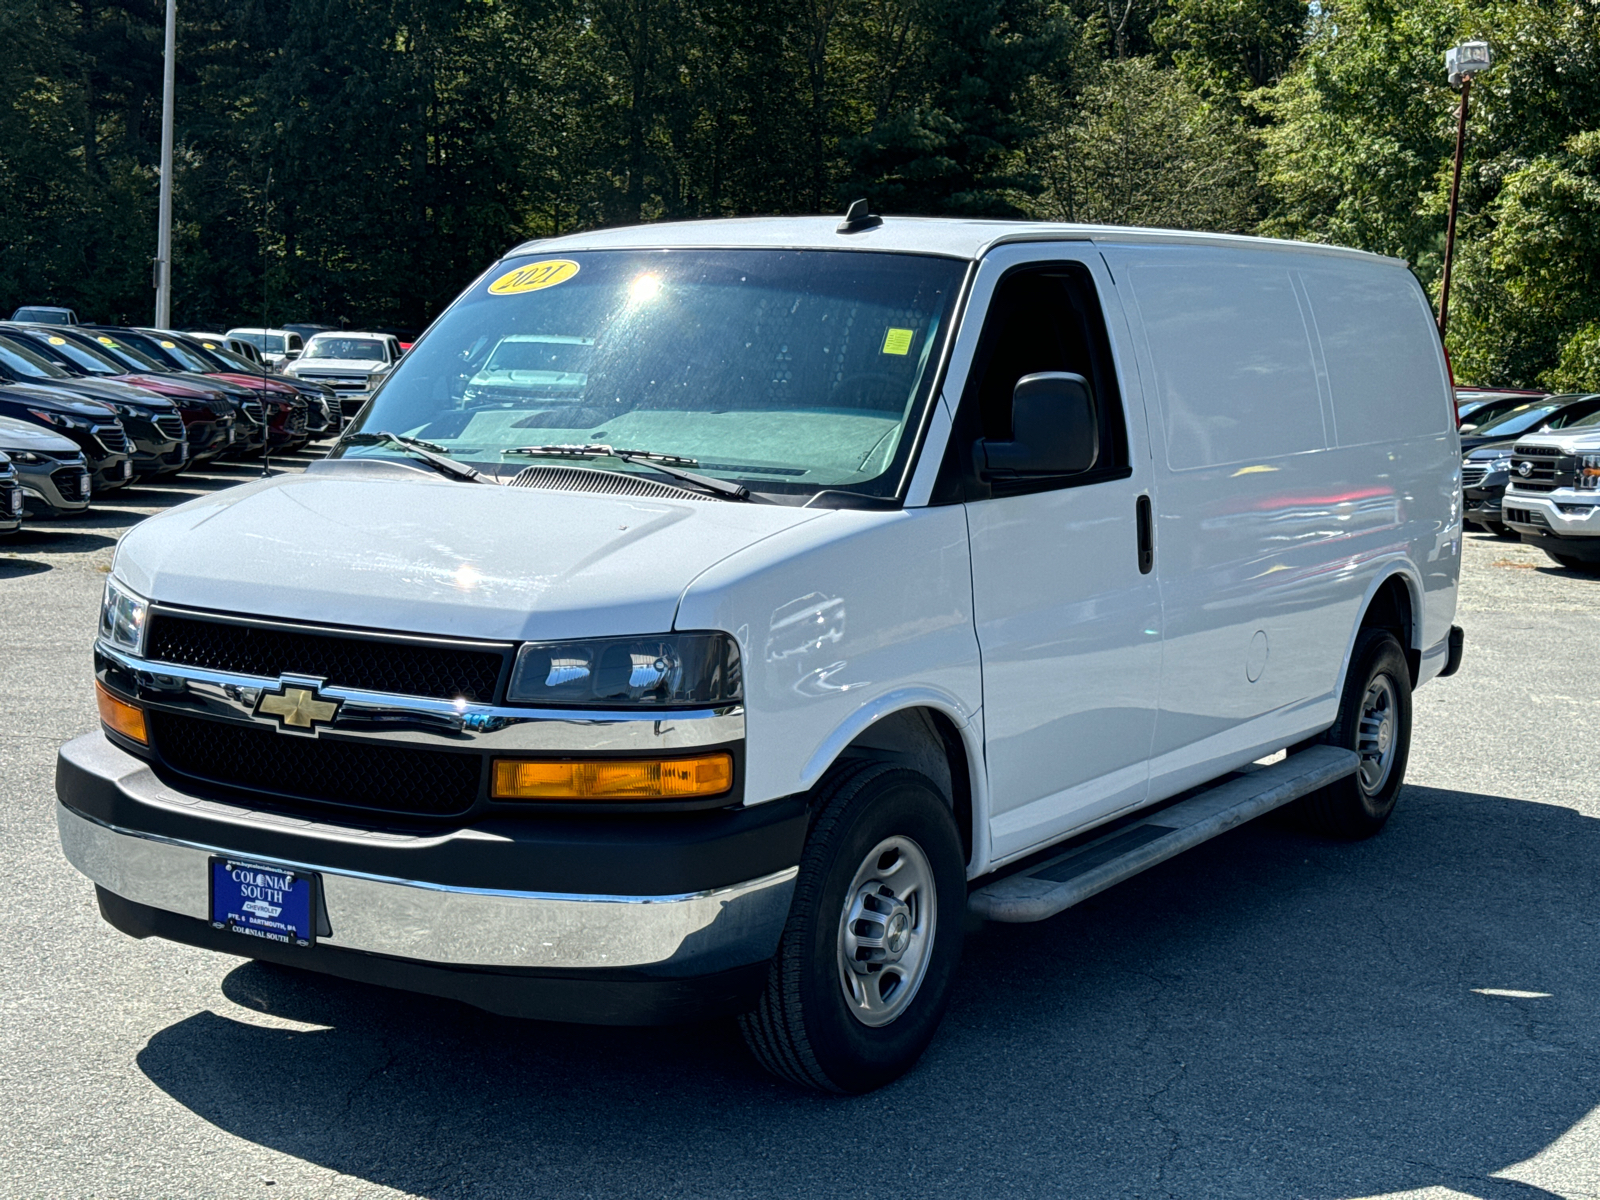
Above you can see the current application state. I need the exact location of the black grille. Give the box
[93,424,129,453]
[0,480,19,518]
[150,711,480,817]
[1504,506,1550,528]
[241,399,265,425]
[145,613,507,702]
[1461,464,1488,488]
[155,414,185,441]
[1509,444,1566,492]
[50,467,88,501]
[507,464,712,501]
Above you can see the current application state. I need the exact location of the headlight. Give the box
[1580,454,1600,490]
[99,578,149,654]
[507,632,741,708]
[25,408,88,430]
[5,450,45,463]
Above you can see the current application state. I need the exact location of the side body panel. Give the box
[947,245,1163,864]
[674,506,985,842]
[1102,242,1460,800]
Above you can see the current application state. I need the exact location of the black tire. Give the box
[1295,628,1412,839]
[1545,550,1600,574]
[739,762,966,1093]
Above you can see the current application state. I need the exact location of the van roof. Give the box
[506,216,1399,267]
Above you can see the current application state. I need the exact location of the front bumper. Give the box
[1503,491,1600,557]
[57,732,802,1023]
[1463,480,1506,524]
[17,460,91,515]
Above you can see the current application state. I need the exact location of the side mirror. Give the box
[284,350,301,362]
[974,372,1098,479]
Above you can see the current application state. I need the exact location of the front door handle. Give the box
[1136,495,1154,574]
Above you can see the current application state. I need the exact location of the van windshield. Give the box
[345,249,967,499]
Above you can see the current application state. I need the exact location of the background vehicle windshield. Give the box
[75,334,170,373]
[27,333,125,375]
[120,332,217,373]
[307,336,385,361]
[348,249,966,498]
[231,331,287,353]
[0,336,72,380]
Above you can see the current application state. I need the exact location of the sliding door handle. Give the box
[1136,495,1154,574]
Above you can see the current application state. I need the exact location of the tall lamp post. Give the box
[153,0,177,327]
[1437,39,1492,338]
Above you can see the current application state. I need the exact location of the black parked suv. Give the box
[0,327,238,464]
[38,327,271,458]
[0,381,132,492]
[0,334,185,476]
[85,328,308,455]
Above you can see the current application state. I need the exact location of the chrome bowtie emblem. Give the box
[257,684,340,730]
[1517,460,1533,477]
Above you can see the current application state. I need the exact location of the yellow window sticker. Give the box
[96,336,116,345]
[160,340,176,348]
[202,342,217,348]
[881,327,914,356]
[489,259,580,296]
[48,336,66,345]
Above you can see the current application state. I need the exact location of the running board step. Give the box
[968,744,1360,923]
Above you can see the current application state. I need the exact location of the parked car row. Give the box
[1457,388,1600,571]
[0,320,343,531]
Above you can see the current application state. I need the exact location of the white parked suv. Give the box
[283,331,403,420]
[1503,413,1600,571]
[58,214,1463,1092]
[223,327,305,371]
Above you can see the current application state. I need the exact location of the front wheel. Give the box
[1295,629,1413,839]
[739,762,966,1093]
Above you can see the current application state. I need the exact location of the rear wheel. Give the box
[1295,629,1412,839]
[739,762,965,1093]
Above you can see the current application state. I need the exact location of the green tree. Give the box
[1025,57,1258,229]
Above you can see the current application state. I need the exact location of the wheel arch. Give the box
[799,691,986,873]
[1343,565,1424,691]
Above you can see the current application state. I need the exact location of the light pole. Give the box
[153,0,177,327]
[1437,39,1492,339]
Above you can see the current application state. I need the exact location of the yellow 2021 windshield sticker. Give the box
[489,259,580,296]
[881,327,915,356]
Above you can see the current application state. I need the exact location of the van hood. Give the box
[112,469,828,642]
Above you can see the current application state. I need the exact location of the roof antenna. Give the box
[837,199,883,235]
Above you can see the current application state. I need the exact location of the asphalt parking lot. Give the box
[2,463,1598,1200]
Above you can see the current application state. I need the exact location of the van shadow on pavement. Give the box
[136,786,1600,1199]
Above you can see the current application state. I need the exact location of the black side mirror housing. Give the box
[974,372,1099,479]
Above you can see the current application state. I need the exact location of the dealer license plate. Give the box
[7,491,19,516]
[119,459,133,479]
[210,858,316,946]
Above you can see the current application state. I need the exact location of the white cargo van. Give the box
[58,214,1463,1092]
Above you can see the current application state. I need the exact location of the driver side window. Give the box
[934,261,1130,502]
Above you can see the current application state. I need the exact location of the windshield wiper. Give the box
[505,443,750,501]
[342,431,497,484]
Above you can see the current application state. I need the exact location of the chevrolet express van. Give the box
[58,215,1464,1092]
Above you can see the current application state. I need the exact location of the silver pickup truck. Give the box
[285,332,403,420]
[1504,418,1600,571]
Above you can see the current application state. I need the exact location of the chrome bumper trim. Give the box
[96,641,743,752]
[58,802,795,971]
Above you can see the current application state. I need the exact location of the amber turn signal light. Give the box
[491,753,733,801]
[96,682,147,745]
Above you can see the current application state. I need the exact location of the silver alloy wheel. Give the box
[1356,673,1399,795]
[836,835,937,1028]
